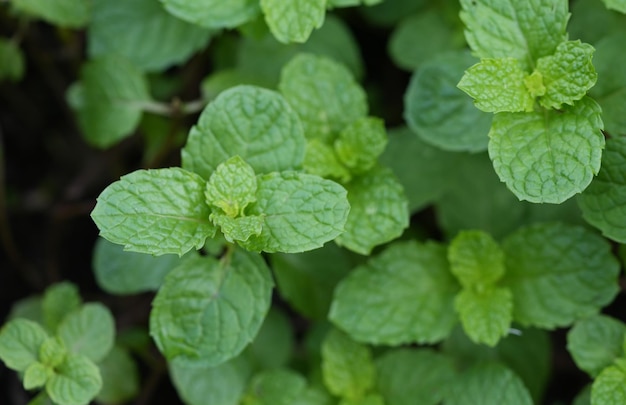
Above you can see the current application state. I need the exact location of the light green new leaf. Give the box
[591,359,626,405]
[0,39,25,82]
[335,117,387,175]
[455,287,513,347]
[46,354,102,405]
[11,0,89,27]
[150,250,273,366]
[304,139,352,183]
[39,337,66,368]
[206,156,257,217]
[88,0,212,72]
[0,319,49,372]
[261,0,326,44]
[57,304,114,363]
[444,362,533,405]
[241,171,350,253]
[245,369,307,405]
[578,137,626,243]
[91,168,215,256]
[489,96,604,203]
[330,241,460,345]
[501,223,620,329]
[404,51,491,152]
[279,53,367,142]
[536,41,597,109]
[42,282,81,333]
[96,346,139,405]
[212,214,264,244]
[459,0,568,69]
[321,329,375,399]
[182,85,305,179]
[159,0,259,29]
[71,55,151,148]
[24,362,50,390]
[448,230,505,288]
[375,348,457,405]
[567,315,626,378]
[602,0,626,13]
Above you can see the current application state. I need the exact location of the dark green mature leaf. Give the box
[0,39,25,82]
[159,0,259,29]
[0,319,49,372]
[568,315,626,377]
[501,223,620,328]
[11,0,90,27]
[46,354,102,405]
[96,346,140,404]
[260,0,326,44]
[591,359,626,405]
[246,308,293,370]
[244,369,307,405]
[330,241,460,345]
[58,303,115,363]
[569,0,626,45]
[602,0,626,13]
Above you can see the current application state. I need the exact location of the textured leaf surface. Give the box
[182,85,305,179]
[501,223,620,328]
[304,139,352,183]
[245,369,307,405]
[330,241,460,345]
[489,97,604,203]
[24,362,50,389]
[0,39,25,82]
[591,360,626,405]
[206,156,257,218]
[159,0,259,29]
[46,354,102,405]
[448,230,505,288]
[88,0,212,71]
[375,348,457,405]
[455,287,513,347]
[42,282,81,333]
[567,315,626,377]
[58,303,115,363]
[150,250,273,366]
[12,0,89,27]
[261,0,326,43]
[578,137,626,242]
[39,337,67,368]
[0,319,48,372]
[335,167,408,255]
[241,171,350,253]
[335,117,387,175]
[96,346,139,405]
[91,168,215,256]
[279,53,367,142]
[404,51,491,152]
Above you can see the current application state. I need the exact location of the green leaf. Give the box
[459,0,568,69]
[11,0,90,27]
[88,0,212,72]
[501,223,620,328]
[244,369,307,405]
[8,296,43,324]
[535,40,597,109]
[404,51,491,152]
[574,385,592,405]
[159,0,260,29]
[321,329,375,399]
[602,0,626,13]
[96,346,139,405]
[329,241,460,345]
[361,0,426,27]
[246,308,293,370]
[182,85,306,179]
[0,39,25,82]
[92,237,179,295]
[279,53,367,142]
[39,337,67,368]
[567,315,626,378]
[455,287,513,347]
[444,362,533,405]
[304,139,352,183]
[334,117,387,175]
[293,387,334,405]
[578,137,626,242]
[448,230,505,288]
[240,171,350,253]
[212,214,264,244]
[260,0,326,44]
[58,303,115,363]
[46,354,102,405]
[488,96,604,203]
[91,168,215,256]
[335,166,408,255]
[591,359,626,405]
[206,156,257,218]
[42,282,82,333]
[150,250,273,366]
[24,362,51,390]
[71,55,151,148]
[375,348,457,405]
[0,319,49,372]
[339,395,385,405]
[458,58,534,113]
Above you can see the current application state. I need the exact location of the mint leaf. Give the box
[489,96,604,203]
[11,0,90,27]
[375,348,457,405]
[96,346,139,405]
[182,85,305,179]
[88,0,212,72]
[458,58,534,113]
[46,354,102,405]
[159,0,259,29]
[9,296,44,325]
[573,385,592,405]
[448,230,505,288]
[567,315,626,377]
[304,139,352,183]
[92,237,178,295]
[335,167,408,255]
[57,303,115,363]
[244,369,307,405]
[150,250,273,366]
[334,117,387,175]
[404,51,491,152]
[0,319,48,372]
[71,55,150,148]
[536,40,597,109]
[241,171,350,253]
[42,282,81,332]
[206,156,257,218]
[501,223,620,328]
[39,337,66,368]
[24,362,50,390]
[591,359,626,405]
[246,309,294,370]
[0,39,25,82]
[339,395,385,405]
[260,0,326,44]
[602,0,626,13]
[455,287,513,347]
[321,329,375,399]
[459,0,568,69]
[279,53,367,142]
[91,168,215,256]
[330,241,459,345]
[212,214,264,244]
[578,137,626,243]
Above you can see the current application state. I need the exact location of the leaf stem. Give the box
[134,98,207,117]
